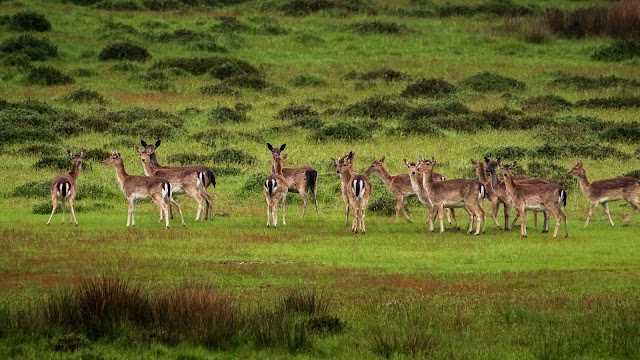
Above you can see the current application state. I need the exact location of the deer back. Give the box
[586,177,640,200]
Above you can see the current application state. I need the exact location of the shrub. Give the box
[436,0,534,17]
[209,104,250,123]
[525,160,574,189]
[200,84,241,96]
[237,171,269,195]
[82,148,111,162]
[591,40,640,62]
[210,148,256,165]
[26,66,74,86]
[81,107,183,139]
[154,57,260,78]
[459,71,525,92]
[277,103,318,119]
[575,96,640,109]
[0,34,57,61]
[404,101,470,122]
[9,11,52,32]
[401,78,455,98]
[546,1,640,39]
[211,16,250,33]
[601,122,640,143]
[98,42,151,62]
[481,146,529,160]
[0,100,81,144]
[522,95,573,113]
[34,156,72,171]
[623,170,640,179]
[367,191,399,216]
[343,95,409,119]
[142,0,183,11]
[344,68,404,81]
[279,0,372,16]
[349,21,406,35]
[548,72,640,89]
[166,152,209,165]
[291,116,324,129]
[312,122,369,141]
[532,142,629,161]
[93,0,144,10]
[222,74,269,90]
[291,74,326,87]
[10,179,51,198]
[63,88,107,104]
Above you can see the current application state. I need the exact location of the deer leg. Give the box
[601,202,615,226]
[464,205,473,234]
[168,196,185,226]
[533,212,538,229]
[519,207,527,238]
[438,205,446,233]
[272,199,278,228]
[541,211,549,233]
[47,196,58,225]
[475,205,485,235]
[281,193,287,225]
[69,196,78,226]
[585,202,598,227]
[200,189,213,220]
[127,198,134,227]
[61,200,66,224]
[299,187,308,218]
[265,195,271,227]
[361,200,367,234]
[490,199,501,230]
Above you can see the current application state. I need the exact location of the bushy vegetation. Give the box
[62,88,108,104]
[26,65,74,86]
[98,42,151,62]
[343,95,408,119]
[546,1,640,39]
[349,21,406,35]
[400,78,455,98]
[591,40,640,62]
[459,72,526,92]
[0,34,57,61]
[8,11,52,32]
[549,72,640,89]
[153,56,260,78]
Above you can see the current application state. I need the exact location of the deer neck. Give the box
[421,167,436,191]
[141,160,156,176]
[487,168,500,188]
[273,160,284,176]
[475,166,488,184]
[574,171,591,194]
[502,172,516,194]
[113,161,129,191]
[150,152,161,167]
[373,166,394,187]
[69,163,82,181]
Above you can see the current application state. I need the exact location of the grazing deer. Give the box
[264,154,289,228]
[136,147,212,221]
[102,152,184,228]
[484,157,549,231]
[501,162,567,238]
[140,140,215,219]
[410,157,485,235]
[331,151,372,233]
[267,143,318,218]
[567,161,640,226]
[367,156,448,223]
[47,149,85,225]
[470,159,502,230]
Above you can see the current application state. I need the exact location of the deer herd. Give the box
[47,141,640,238]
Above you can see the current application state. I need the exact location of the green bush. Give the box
[344,68,404,81]
[343,95,408,119]
[81,107,183,139]
[11,179,51,198]
[209,104,250,123]
[142,0,183,10]
[601,121,640,143]
[522,95,573,113]
[349,21,406,35]
[26,66,74,86]
[591,40,640,62]
[291,74,326,87]
[459,71,526,92]
[0,34,57,61]
[279,0,373,16]
[9,11,51,32]
[277,103,318,119]
[98,42,151,62]
[312,122,369,141]
[575,96,640,109]
[154,56,260,78]
[548,72,640,89]
[93,0,143,10]
[63,88,107,104]
[211,148,256,165]
[401,78,455,98]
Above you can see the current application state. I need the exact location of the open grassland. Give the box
[1,0,640,358]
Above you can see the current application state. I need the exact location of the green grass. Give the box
[1,0,640,358]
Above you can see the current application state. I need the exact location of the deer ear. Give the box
[141,140,147,147]
[513,160,518,167]
[484,156,490,163]
[80,149,86,157]
[280,144,286,151]
[267,143,273,150]
[403,159,409,167]
[67,149,73,158]
[380,156,385,163]
[282,154,288,161]
[471,159,477,165]
[155,139,161,148]
[348,151,354,159]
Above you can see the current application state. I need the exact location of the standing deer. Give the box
[140,140,215,219]
[331,151,372,233]
[367,156,449,223]
[47,149,85,225]
[267,143,318,218]
[409,157,485,235]
[484,157,549,231]
[470,159,501,230]
[264,154,289,228]
[501,162,567,238]
[567,161,640,226]
[136,147,211,221]
[102,152,184,228]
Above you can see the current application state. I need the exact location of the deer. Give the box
[47,149,85,226]
[264,154,289,228]
[366,156,450,224]
[267,143,318,218]
[140,140,215,220]
[501,162,567,238]
[484,157,549,231]
[102,151,185,228]
[136,147,212,222]
[470,159,502,230]
[567,161,640,227]
[331,151,372,234]
[408,157,485,235]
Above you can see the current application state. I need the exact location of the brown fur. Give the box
[47,149,85,226]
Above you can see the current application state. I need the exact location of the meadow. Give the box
[1,0,640,358]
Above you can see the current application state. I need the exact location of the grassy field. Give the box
[1,0,640,358]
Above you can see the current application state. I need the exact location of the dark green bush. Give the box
[211,148,256,165]
[532,142,629,160]
[0,34,57,61]
[211,16,250,33]
[166,152,210,165]
[142,0,183,10]
[344,68,404,81]
[154,57,260,78]
[11,179,51,198]
[575,97,640,109]
[401,78,456,98]
[209,104,250,123]
[292,116,324,129]
[343,95,409,119]
[34,156,72,171]
[522,95,573,113]
[14,143,59,156]
[291,74,326,87]
[601,121,640,143]
[0,100,81,144]
[623,170,640,179]
[98,42,151,62]
[193,128,236,147]
[481,146,529,160]
[459,71,526,92]
[9,11,52,32]
[26,66,74,86]
[367,191,399,216]
[81,107,183,139]
[591,40,640,62]
[277,103,318,120]
[93,0,144,10]
[526,160,574,190]
[222,74,269,90]
[349,21,406,35]
[548,72,640,89]
[436,0,534,17]
[237,171,269,195]
[404,101,470,122]
[63,88,107,104]
[279,0,373,16]
[83,148,111,162]
[312,122,369,141]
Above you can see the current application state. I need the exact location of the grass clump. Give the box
[0,34,57,61]
[522,95,573,113]
[291,74,326,87]
[601,122,640,143]
[575,96,640,109]
[98,42,151,62]
[93,0,144,10]
[459,71,525,92]
[279,0,372,16]
[0,100,81,144]
[436,0,534,17]
[82,107,183,139]
[211,148,256,165]
[591,40,640,62]
[548,72,640,89]
[277,103,318,119]
[26,65,74,86]
[154,56,260,79]
[142,0,184,11]
[209,104,251,123]
[400,78,455,98]
[349,21,406,35]
[311,122,369,141]
[343,95,408,119]
[9,11,52,32]
[10,179,51,198]
[62,88,107,104]
[344,68,404,81]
